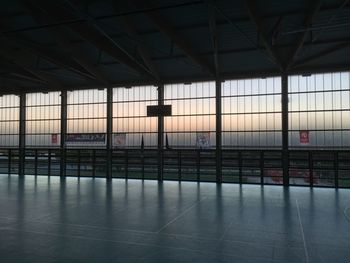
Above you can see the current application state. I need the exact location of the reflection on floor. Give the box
[0,175,349,263]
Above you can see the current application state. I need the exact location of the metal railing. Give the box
[0,148,349,188]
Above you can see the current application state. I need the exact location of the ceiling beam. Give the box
[0,72,44,85]
[285,0,322,69]
[0,61,46,84]
[0,82,23,95]
[22,1,110,86]
[114,0,160,80]
[3,62,350,95]
[0,82,55,95]
[208,1,220,78]
[120,16,160,81]
[311,0,350,42]
[270,16,283,46]
[0,48,62,89]
[59,38,110,85]
[24,0,156,79]
[2,35,95,81]
[293,42,350,68]
[245,0,284,71]
[34,36,350,72]
[3,2,349,35]
[136,1,215,76]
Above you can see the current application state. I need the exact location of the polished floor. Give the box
[0,175,349,263]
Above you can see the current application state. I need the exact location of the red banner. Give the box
[51,134,58,144]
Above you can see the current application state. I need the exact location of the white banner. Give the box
[113,133,126,148]
[196,132,210,148]
[66,133,106,146]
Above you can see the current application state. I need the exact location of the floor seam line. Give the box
[343,206,350,222]
[156,196,207,233]
[0,217,307,250]
[219,218,235,240]
[1,227,272,261]
[296,198,309,263]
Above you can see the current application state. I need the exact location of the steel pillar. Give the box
[158,84,164,181]
[18,93,26,176]
[60,90,67,177]
[281,74,289,186]
[106,87,113,179]
[215,79,222,183]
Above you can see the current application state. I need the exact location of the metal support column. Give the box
[281,74,289,186]
[18,93,26,176]
[158,84,164,181]
[106,87,113,179]
[215,79,222,183]
[60,90,67,177]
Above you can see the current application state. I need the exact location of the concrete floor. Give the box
[0,175,349,263]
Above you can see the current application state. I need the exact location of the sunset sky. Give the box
[0,72,349,147]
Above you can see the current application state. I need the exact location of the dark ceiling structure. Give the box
[0,0,350,94]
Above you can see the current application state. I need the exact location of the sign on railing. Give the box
[66,133,106,146]
[299,130,310,144]
[113,133,126,148]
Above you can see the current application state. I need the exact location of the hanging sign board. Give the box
[147,105,172,117]
[299,130,309,144]
[196,132,210,148]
